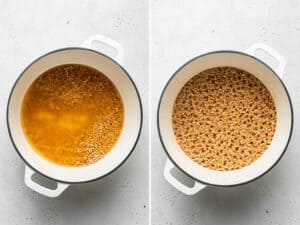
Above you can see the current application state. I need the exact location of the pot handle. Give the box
[245,43,286,78]
[81,34,124,65]
[24,166,69,198]
[164,159,206,195]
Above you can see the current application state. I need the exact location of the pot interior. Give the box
[8,48,142,183]
[159,51,292,186]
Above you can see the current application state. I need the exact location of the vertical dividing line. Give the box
[148,0,152,224]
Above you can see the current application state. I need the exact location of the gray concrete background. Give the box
[151,0,300,225]
[0,1,148,225]
[2,0,300,224]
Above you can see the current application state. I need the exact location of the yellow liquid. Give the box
[21,64,124,167]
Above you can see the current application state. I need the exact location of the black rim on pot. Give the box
[7,47,143,184]
[157,50,294,187]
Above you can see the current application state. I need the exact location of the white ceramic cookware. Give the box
[158,43,293,195]
[7,35,142,197]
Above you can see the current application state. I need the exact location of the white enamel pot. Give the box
[158,43,293,195]
[7,35,142,197]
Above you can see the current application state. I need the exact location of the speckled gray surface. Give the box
[151,0,300,225]
[0,0,148,224]
[2,0,300,224]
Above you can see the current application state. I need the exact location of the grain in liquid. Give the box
[21,64,124,167]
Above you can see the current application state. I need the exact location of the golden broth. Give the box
[21,64,124,167]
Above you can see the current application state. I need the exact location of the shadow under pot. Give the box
[7,35,142,197]
[158,43,293,195]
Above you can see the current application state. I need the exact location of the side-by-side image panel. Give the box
[0,0,149,224]
[151,1,299,225]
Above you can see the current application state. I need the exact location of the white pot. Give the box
[158,43,293,195]
[7,35,142,197]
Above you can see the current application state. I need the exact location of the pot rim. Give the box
[157,50,294,187]
[7,47,143,184]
